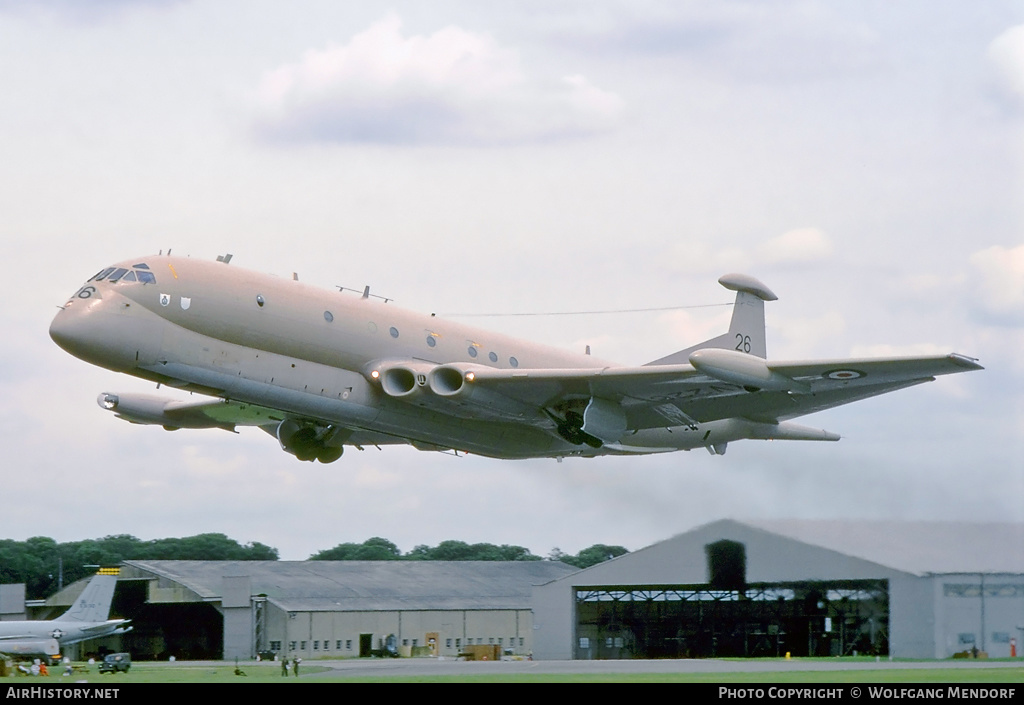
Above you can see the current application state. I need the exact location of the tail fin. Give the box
[57,573,118,623]
[646,273,777,365]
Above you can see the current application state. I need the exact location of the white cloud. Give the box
[969,243,1024,324]
[253,14,623,145]
[668,228,833,274]
[755,228,834,267]
[988,24,1024,97]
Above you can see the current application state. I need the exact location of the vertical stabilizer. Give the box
[57,574,118,623]
[646,273,777,365]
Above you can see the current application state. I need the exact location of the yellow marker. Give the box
[168,264,178,279]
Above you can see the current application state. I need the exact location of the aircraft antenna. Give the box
[337,285,392,303]
[439,302,732,317]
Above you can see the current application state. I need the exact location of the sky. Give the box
[1,0,1021,561]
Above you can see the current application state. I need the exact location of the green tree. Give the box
[309,537,400,561]
[551,544,629,568]
[573,544,629,568]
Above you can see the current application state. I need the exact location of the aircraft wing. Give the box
[99,392,287,429]
[428,352,983,430]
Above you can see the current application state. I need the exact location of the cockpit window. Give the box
[88,263,157,285]
[89,267,115,282]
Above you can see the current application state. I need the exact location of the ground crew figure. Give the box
[293,657,301,676]
[281,658,288,676]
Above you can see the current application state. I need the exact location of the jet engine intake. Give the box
[378,362,436,399]
[428,365,472,396]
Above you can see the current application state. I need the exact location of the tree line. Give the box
[308,537,628,568]
[1,534,627,599]
[0,534,277,599]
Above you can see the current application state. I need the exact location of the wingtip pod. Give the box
[690,348,808,392]
[718,273,778,301]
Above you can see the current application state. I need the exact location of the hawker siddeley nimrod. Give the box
[49,254,982,463]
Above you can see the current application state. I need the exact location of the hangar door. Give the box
[574,579,888,659]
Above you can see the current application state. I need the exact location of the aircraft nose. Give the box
[49,304,99,359]
[50,294,163,371]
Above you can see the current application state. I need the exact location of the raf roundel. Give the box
[825,369,865,381]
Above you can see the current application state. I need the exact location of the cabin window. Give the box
[390,327,399,338]
[256,295,265,307]
[509,356,519,368]
[107,268,128,282]
[468,347,478,358]
[137,271,156,284]
[324,311,334,322]
[426,335,437,347]
[489,352,498,363]
[120,271,137,283]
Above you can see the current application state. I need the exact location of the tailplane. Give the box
[646,273,777,365]
[57,572,118,623]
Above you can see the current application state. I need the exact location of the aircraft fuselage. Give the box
[50,255,623,458]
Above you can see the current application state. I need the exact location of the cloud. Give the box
[253,14,623,146]
[755,228,834,267]
[988,24,1024,97]
[0,0,187,23]
[969,243,1024,325]
[668,227,833,274]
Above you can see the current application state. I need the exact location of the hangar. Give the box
[531,519,1024,660]
[109,560,576,660]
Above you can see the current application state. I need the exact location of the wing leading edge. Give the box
[423,351,982,433]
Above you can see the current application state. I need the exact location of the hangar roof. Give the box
[740,519,1024,575]
[122,560,577,612]
[535,519,1024,590]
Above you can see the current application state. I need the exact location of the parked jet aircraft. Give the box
[49,254,982,462]
[0,573,130,657]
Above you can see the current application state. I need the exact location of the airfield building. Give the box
[110,560,576,660]
[532,519,1024,660]
[10,520,1021,662]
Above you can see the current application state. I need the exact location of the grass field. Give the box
[4,660,1022,683]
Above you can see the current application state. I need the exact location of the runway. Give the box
[305,657,1023,678]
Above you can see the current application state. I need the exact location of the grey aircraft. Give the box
[49,254,982,463]
[0,573,130,657]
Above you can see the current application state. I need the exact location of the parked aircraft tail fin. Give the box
[57,573,118,623]
[645,273,777,366]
